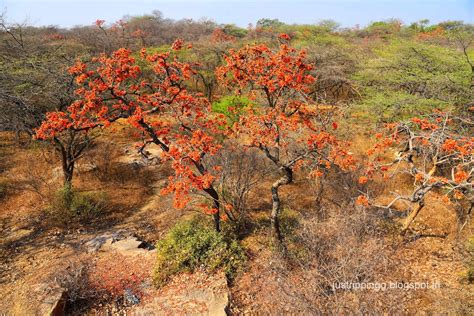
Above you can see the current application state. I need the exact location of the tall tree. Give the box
[217,37,354,241]
[36,41,226,230]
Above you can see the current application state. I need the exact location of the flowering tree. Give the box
[36,116,98,186]
[358,111,473,232]
[217,38,354,241]
[36,40,226,231]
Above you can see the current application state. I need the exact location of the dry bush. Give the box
[46,184,107,227]
[231,207,410,314]
[8,145,57,201]
[85,142,118,182]
[55,254,153,314]
[55,259,96,309]
[89,254,153,303]
[293,210,411,313]
[84,142,159,190]
[301,164,374,222]
[212,145,271,235]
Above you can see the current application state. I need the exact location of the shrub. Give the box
[48,184,106,225]
[55,254,152,313]
[55,260,94,310]
[153,218,246,287]
[212,146,268,237]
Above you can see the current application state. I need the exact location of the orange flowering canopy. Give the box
[217,41,354,173]
[360,111,473,205]
[37,40,225,209]
[211,28,235,43]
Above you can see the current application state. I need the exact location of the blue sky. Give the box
[1,0,472,28]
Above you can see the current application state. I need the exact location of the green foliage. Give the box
[352,90,448,122]
[256,18,285,29]
[364,19,402,37]
[353,39,471,120]
[153,218,246,287]
[290,27,347,46]
[48,184,106,225]
[222,24,248,38]
[212,96,251,125]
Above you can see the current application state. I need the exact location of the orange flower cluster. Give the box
[211,28,236,43]
[356,195,369,206]
[217,43,353,177]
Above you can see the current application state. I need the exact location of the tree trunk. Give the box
[271,166,293,242]
[62,154,75,186]
[63,162,74,186]
[314,176,325,221]
[204,186,221,232]
[54,137,75,187]
[401,201,425,233]
[205,82,213,103]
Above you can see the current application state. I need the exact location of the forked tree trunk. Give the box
[271,166,293,242]
[57,140,75,186]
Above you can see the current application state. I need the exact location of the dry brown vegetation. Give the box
[0,12,473,315]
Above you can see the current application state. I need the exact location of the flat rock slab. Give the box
[34,283,66,316]
[130,271,229,316]
[102,237,149,256]
[84,232,152,256]
[3,228,34,245]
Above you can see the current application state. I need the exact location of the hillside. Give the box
[0,13,473,315]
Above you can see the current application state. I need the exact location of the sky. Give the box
[0,0,472,28]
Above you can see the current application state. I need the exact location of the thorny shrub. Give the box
[47,184,107,226]
[231,208,408,314]
[55,254,153,313]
